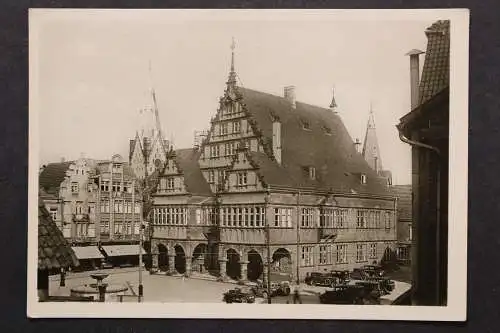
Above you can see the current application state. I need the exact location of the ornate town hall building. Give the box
[149,45,397,282]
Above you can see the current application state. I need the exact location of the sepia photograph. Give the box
[28,9,469,320]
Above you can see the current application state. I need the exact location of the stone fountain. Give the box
[71,272,128,302]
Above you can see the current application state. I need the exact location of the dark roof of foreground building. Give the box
[237,87,391,196]
[418,20,450,106]
[38,202,79,270]
[392,184,412,221]
[39,161,74,194]
[171,148,212,196]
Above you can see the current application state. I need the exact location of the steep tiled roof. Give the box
[238,87,391,196]
[174,148,212,196]
[392,184,412,221]
[39,161,74,193]
[38,202,79,270]
[418,20,450,106]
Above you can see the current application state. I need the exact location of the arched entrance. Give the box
[226,249,240,280]
[174,245,186,274]
[157,244,168,272]
[272,248,292,280]
[192,243,208,273]
[247,250,263,281]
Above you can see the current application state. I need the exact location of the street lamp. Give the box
[138,223,145,302]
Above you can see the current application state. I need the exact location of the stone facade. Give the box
[150,48,397,282]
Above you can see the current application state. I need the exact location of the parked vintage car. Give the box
[351,268,395,296]
[222,287,256,304]
[318,285,367,304]
[250,281,291,299]
[305,270,350,287]
[361,264,386,277]
[305,272,333,286]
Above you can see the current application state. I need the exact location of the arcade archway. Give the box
[247,250,263,281]
[157,244,168,272]
[272,248,292,278]
[192,243,208,273]
[226,249,241,280]
[174,245,186,274]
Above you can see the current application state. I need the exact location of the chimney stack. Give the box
[406,49,424,110]
[284,86,296,109]
[354,138,361,153]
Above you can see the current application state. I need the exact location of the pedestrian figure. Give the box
[292,280,302,304]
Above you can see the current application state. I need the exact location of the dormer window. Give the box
[237,172,248,186]
[71,182,79,193]
[361,174,367,184]
[309,167,316,180]
[323,126,332,135]
[301,119,311,131]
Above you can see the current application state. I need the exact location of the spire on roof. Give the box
[329,86,338,112]
[226,37,237,90]
[362,103,383,173]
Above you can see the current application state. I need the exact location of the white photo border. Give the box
[27,8,469,321]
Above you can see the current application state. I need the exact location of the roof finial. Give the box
[227,37,237,88]
[330,85,338,113]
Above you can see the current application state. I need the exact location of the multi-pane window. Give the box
[71,182,79,193]
[220,206,264,227]
[369,243,377,259]
[225,142,235,156]
[320,208,334,228]
[237,172,248,186]
[335,209,348,228]
[153,207,188,225]
[356,244,367,262]
[336,244,348,264]
[301,208,316,227]
[166,177,175,190]
[319,245,332,265]
[112,182,121,192]
[301,246,314,266]
[374,211,381,228]
[49,208,58,221]
[101,181,110,192]
[208,170,215,184]
[357,210,368,228]
[221,123,228,135]
[385,211,392,229]
[274,207,292,227]
[218,169,226,185]
[232,121,241,133]
[210,145,220,158]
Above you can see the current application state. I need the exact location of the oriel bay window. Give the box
[220,206,265,227]
[153,207,188,225]
[274,207,292,227]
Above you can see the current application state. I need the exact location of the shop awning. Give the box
[71,246,104,260]
[101,244,146,257]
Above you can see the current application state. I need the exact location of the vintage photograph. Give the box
[28,9,469,320]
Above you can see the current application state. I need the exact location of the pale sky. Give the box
[34,10,435,185]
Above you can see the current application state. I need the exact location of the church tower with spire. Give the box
[362,105,393,185]
[129,63,171,180]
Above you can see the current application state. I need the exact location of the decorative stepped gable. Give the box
[157,148,212,197]
[196,39,391,197]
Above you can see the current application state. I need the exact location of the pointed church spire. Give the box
[329,86,338,113]
[149,60,163,139]
[227,37,237,89]
[362,102,383,173]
